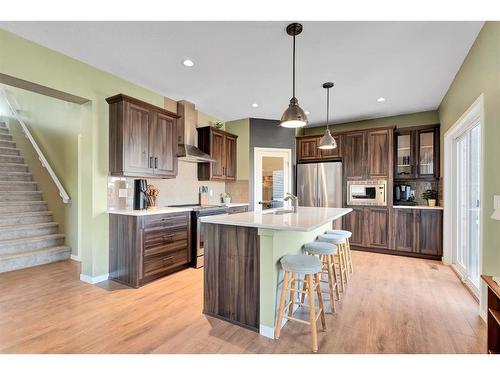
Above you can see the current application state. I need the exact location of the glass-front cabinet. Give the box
[394,125,439,180]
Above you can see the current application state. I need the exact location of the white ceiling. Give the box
[0,21,483,126]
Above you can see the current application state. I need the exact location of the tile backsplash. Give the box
[395,180,439,206]
[108,162,227,210]
[225,180,249,203]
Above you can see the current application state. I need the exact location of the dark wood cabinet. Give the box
[197,127,238,181]
[365,207,390,249]
[366,129,392,179]
[109,212,191,288]
[296,135,342,161]
[418,210,443,256]
[394,124,439,181]
[343,132,366,180]
[394,208,417,253]
[343,207,366,247]
[107,94,179,178]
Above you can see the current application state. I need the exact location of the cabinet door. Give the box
[151,111,177,178]
[319,135,342,159]
[343,207,365,247]
[123,102,152,175]
[344,132,365,179]
[418,210,443,256]
[416,129,439,179]
[297,137,319,160]
[367,129,390,178]
[225,134,237,181]
[365,207,389,249]
[210,130,226,180]
[394,209,416,252]
[395,131,415,180]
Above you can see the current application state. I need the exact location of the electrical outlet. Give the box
[494,195,500,209]
[118,189,128,198]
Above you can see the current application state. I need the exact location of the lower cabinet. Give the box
[227,205,249,215]
[344,207,442,259]
[109,212,191,288]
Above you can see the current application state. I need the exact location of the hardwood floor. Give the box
[0,251,485,353]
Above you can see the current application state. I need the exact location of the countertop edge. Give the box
[393,205,444,210]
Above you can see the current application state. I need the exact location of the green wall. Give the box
[438,22,500,305]
[3,84,82,257]
[301,110,439,136]
[0,29,166,277]
[225,118,249,180]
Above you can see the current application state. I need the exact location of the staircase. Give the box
[0,121,71,273]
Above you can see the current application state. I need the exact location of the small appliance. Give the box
[133,179,148,210]
[347,180,387,206]
[395,184,413,204]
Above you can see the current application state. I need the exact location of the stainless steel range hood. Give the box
[177,100,216,163]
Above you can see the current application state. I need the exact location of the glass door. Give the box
[396,133,412,179]
[453,122,481,292]
[254,148,292,212]
[418,131,435,177]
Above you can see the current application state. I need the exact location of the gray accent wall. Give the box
[249,118,296,208]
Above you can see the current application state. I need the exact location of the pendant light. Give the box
[318,82,337,150]
[280,23,308,128]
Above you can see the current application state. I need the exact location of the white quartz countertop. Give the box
[108,203,249,216]
[393,205,444,210]
[200,206,353,232]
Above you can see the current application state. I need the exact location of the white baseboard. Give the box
[259,303,300,339]
[70,254,81,262]
[80,273,109,284]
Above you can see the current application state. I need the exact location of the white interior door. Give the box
[254,148,292,212]
[452,120,481,294]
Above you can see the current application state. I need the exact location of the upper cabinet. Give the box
[296,134,342,161]
[107,94,179,179]
[197,127,238,181]
[343,131,366,179]
[394,124,439,180]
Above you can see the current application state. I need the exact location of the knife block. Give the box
[199,192,209,206]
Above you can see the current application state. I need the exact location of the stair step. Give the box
[0,222,58,241]
[0,191,43,202]
[0,211,53,226]
[0,233,65,255]
[0,172,33,181]
[0,155,24,164]
[0,163,29,172]
[0,181,37,191]
[0,140,16,148]
[0,245,71,273]
[0,134,12,141]
[0,147,20,156]
[0,201,48,214]
[0,128,9,134]
[0,122,6,128]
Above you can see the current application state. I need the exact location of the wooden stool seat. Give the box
[317,234,349,290]
[324,230,354,275]
[325,229,352,238]
[303,241,338,255]
[275,254,326,353]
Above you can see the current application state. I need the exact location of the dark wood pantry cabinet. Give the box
[107,94,179,178]
[197,127,238,181]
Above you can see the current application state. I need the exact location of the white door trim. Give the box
[443,93,484,309]
[253,147,292,212]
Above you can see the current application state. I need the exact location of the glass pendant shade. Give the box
[318,129,337,149]
[280,97,308,128]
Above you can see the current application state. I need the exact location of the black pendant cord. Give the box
[292,33,296,99]
[326,87,330,130]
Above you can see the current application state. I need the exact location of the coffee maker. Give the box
[133,179,148,210]
[395,184,412,203]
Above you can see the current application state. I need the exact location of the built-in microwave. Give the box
[347,180,387,206]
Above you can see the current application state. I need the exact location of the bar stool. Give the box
[303,241,341,312]
[325,229,354,274]
[317,233,349,291]
[275,254,326,353]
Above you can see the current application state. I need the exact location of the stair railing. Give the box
[0,88,71,204]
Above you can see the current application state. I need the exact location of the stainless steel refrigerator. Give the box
[297,162,343,208]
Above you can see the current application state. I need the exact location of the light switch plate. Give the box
[118,189,128,198]
[494,195,500,209]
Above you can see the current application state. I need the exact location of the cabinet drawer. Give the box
[144,237,188,258]
[143,227,187,247]
[228,205,248,214]
[143,212,189,229]
[143,249,189,278]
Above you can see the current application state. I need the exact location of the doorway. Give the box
[444,95,484,298]
[253,147,292,212]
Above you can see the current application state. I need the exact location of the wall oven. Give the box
[347,180,387,206]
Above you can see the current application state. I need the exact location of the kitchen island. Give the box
[200,206,352,338]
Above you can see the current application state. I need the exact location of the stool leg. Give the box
[288,272,296,317]
[274,271,290,339]
[306,274,318,353]
[325,255,337,312]
[300,275,307,305]
[314,273,326,331]
[346,238,353,274]
[340,243,349,283]
[331,253,341,300]
[336,247,345,293]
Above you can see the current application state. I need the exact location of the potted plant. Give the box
[422,189,438,207]
[214,121,224,129]
[220,192,231,204]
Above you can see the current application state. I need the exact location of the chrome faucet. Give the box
[284,193,298,213]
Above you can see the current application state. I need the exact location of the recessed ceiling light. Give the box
[252,103,259,108]
[304,111,310,115]
[377,97,386,103]
[182,59,194,67]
